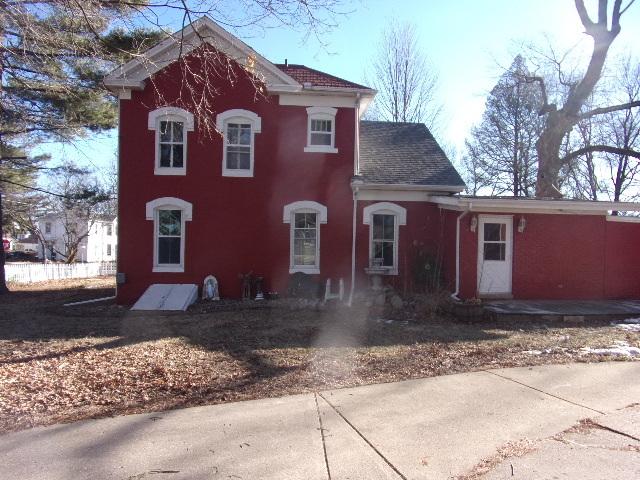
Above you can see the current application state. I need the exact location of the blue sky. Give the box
[37,0,640,180]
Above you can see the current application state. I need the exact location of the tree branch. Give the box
[562,145,640,163]
[580,100,640,118]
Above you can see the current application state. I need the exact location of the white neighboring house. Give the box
[39,213,118,262]
[13,234,39,254]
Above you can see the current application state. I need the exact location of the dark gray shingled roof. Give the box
[358,121,466,188]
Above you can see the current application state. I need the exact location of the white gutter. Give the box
[348,93,361,307]
[452,205,471,300]
[354,183,466,193]
[431,195,640,213]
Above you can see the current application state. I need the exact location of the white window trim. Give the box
[216,109,262,178]
[146,197,193,273]
[304,106,338,154]
[363,202,407,276]
[148,107,194,176]
[283,201,328,274]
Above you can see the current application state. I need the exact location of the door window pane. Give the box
[484,243,506,261]
[484,223,506,242]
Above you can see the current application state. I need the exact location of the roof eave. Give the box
[352,182,465,193]
[430,195,640,213]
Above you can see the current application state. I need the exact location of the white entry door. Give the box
[477,215,513,296]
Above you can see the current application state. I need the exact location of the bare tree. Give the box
[602,57,640,203]
[531,0,639,197]
[463,56,544,197]
[1,0,349,292]
[48,164,111,263]
[366,20,442,131]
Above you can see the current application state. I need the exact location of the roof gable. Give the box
[358,121,465,190]
[104,17,300,92]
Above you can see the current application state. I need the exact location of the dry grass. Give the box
[1,278,638,434]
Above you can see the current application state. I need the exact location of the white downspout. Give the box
[451,204,471,300]
[348,93,362,306]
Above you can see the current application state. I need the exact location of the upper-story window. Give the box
[106,224,113,236]
[45,222,52,234]
[216,109,262,178]
[148,107,195,176]
[304,107,338,154]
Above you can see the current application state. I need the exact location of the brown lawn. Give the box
[1,277,638,434]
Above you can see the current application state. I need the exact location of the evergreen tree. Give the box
[463,55,545,197]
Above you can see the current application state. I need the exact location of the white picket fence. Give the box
[4,261,116,284]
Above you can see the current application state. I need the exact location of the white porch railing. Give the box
[4,261,116,283]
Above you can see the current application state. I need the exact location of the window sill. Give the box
[153,265,184,273]
[222,169,254,177]
[154,167,186,176]
[365,266,398,276]
[289,266,320,275]
[304,146,338,154]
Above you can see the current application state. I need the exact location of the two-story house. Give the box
[39,214,117,262]
[107,17,640,305]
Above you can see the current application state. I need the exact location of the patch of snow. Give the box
[523,350,543,355]
[622,318,640,324]
[580,340,640,357]
[610,318,640,332]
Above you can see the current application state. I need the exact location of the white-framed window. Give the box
[283,201,328,274]
[106,244,112,257]
[363,202,407,275]
[148,107,195,176]
[304,107,338,153]
[106,224,113,236]
[216,109,262,177]
[45,222,52,234]
[145,197,193,273]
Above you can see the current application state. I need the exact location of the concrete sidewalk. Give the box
[1,362,638,480]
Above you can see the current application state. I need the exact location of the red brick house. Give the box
[105,17,640,305]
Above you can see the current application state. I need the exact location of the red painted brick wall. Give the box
[604,220,640,299]
[353,201,447,295]
[453,212,640,300]
[116,50,356,303]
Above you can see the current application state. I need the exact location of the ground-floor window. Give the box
[293,212,319,268]
[157,210,182,265]
[283,201,328,274]
[371,214,395,267]
[363,202,406,276]
[146,197,193,273]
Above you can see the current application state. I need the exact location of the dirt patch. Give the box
[453,439,538,480]
[0,278,638,434]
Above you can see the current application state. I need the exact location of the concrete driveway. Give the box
[1,362,638,479]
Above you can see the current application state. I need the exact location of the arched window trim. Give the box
[148,107,194,176]
[283,200,328,274]
[216,109,262,178]
[146,197,193,273]
[362,202,406,276]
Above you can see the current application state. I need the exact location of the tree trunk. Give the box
[535,0,624,197]
[535,112,568,197]
[0,181,9,294]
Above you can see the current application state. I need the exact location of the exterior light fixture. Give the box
[470,216,478,232]
[518,216,527,233]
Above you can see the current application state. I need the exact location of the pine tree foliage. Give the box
[463,55,545,197]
